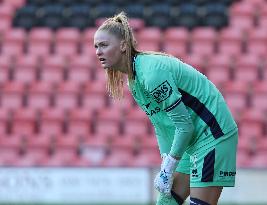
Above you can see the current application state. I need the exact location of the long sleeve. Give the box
[143,66,194,158]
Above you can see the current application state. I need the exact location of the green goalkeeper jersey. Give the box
[128,53,237,157]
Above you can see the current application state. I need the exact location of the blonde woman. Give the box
[93,12,238,205]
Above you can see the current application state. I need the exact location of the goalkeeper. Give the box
[94,12,238,205]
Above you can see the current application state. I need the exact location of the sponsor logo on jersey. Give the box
[142,103,161,116]
[150,81,173,103]
[219,171,236,177]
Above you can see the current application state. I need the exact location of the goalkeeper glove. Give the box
[154,154,179,196]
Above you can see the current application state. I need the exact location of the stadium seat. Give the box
[1,82,26,109]
[66,4,94,30]
[13,5,37,30]
[54,28,80,57]
[123,108,150,136]
[190,27,217,56]
[1,28,26,56]
[181,54,206,73]
[234,54,260,83]
[81,27,97,55]
[0,109,11,135]
[3,0,26,9]
[27,81,54,110]
[136,27,162,51]
[67,108,92,135]
[246,28,267,56]
[217,27,243,56]
[13,54,38,83]
[236,149,251,168]
[40,55,65,83]
[68,54,94,84]
[222,81,249,118]
[251,81,267,111]
[201,3,228,29]
[28,28,53,57]
[131,148,161,167]
[0,54,11,83]
[145,4,171,29]
[206,54,232,86]
[45,148,80,166]
[81,81,107,111]
[0,133,23,150]
[38,4,66,30]
[54,82,80,110]
[239,108,265,140]
[93,3,118,19]
[162,27,189,57]
[94,108,123,136]
[249,152,267,168]
[12,108,37,135]
[258,4,267,28]
[229,1,255,31]
[39,108,65,135]
[0,3,13,31]
[102,148,133,167]
[123,4,145,19]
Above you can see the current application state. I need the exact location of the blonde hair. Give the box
[97,12,139,100]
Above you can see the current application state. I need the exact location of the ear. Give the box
[120,40,126,52]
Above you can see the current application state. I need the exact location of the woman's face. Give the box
[94,30,125,70]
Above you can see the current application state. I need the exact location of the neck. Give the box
[114,54,128,74]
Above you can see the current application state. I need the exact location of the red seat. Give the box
[0,4,13,31]
[258,3,267,28]
[68,54,94,84]
[45,148,80,166]
[249,152,267,168]
[246,28,267,56]
[222,81,249,117]
[67,108,92,136]
[217,28,243,56]
[28,28,53,57]
[136,27,162,51]
[81,27,97,55]
[1,82,25,109]
[123,108,149,136]
[102,148,133,167]
[4,0,25,9]
[206,54,232,86]
[162,27,189,57]
[229,1,255,31]
[40,55,65,83]
[191,28,217,56]
[181,54,206,73]
[81,81,107,111]
[0,134,22,149]
[94,108,122,136]
[234,54,260,83]
[258,137,267,152]
[12,108,37,135]
[27,81,54,110]
[251,81,267,111]
[14,54,38,83]
[236,149,251,168]
[55,28,80,57]
[17,148,49,166]
[239,108,265,139]
[131,148,161,167]
[2,28,26,56]
[54,82,80,109]
[0,110,9,135]
[39,108,65,135]
[0,54,11,83]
